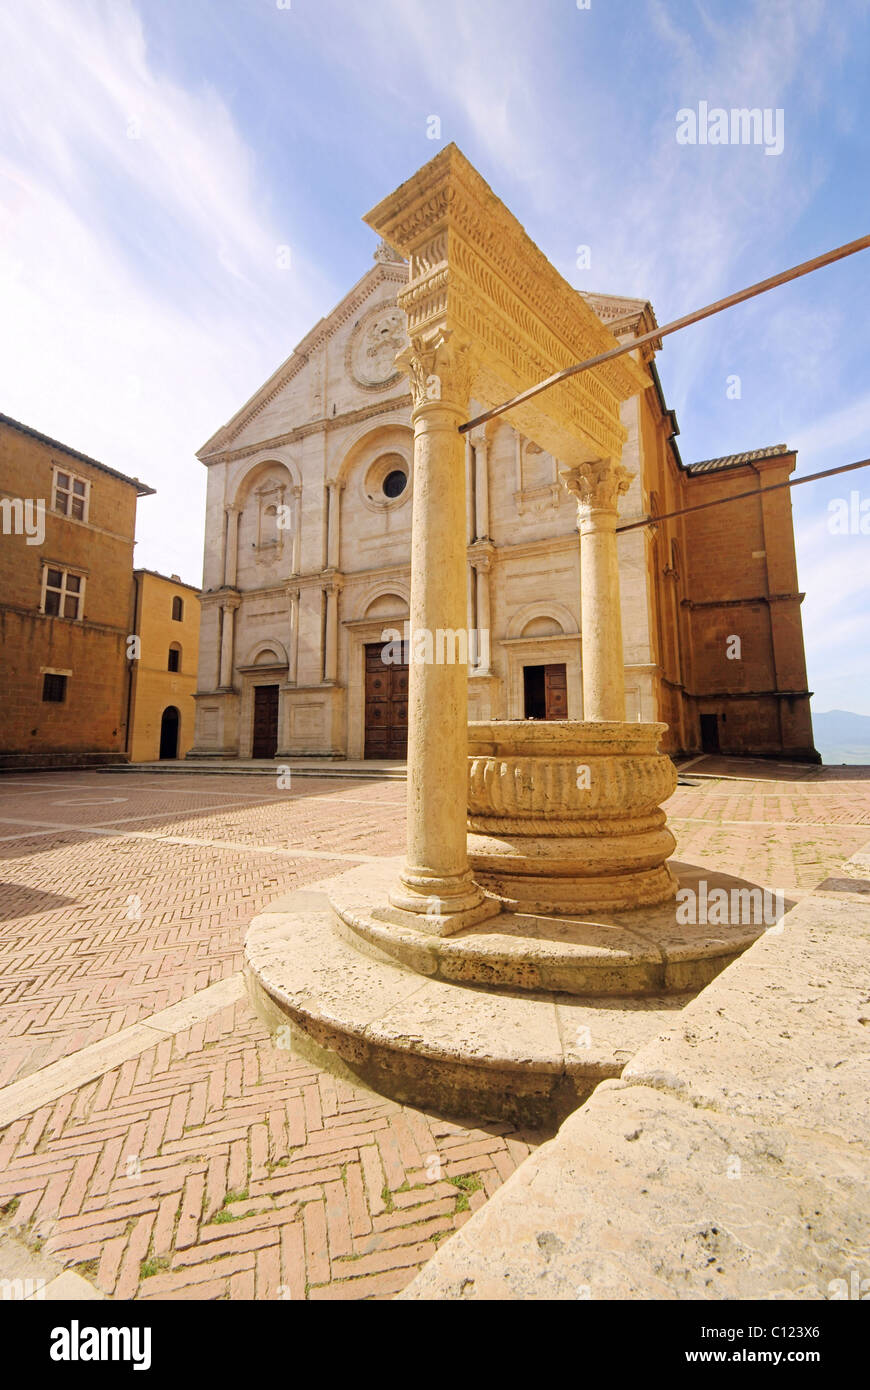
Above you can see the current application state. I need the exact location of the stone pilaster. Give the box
[218,593,241,690]
[286,583,300,685]
[223,506,241,588]
[470,425,490,541]
[326,481,343,571]
[290,486,302,576]
[323,577,342,684]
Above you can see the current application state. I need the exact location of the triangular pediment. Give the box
[198,258,408,461]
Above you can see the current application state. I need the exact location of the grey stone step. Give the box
[244,879,694,1127]
[329,858,774,998]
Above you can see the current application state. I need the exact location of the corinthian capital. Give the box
[559,458,632,513]
[394,329,478,411]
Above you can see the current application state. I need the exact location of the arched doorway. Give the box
[159,706,180,760]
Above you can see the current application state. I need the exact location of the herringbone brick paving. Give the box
[0,999,535,1301]
[1,765,868,1299]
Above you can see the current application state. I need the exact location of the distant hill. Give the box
[813,709,870,764]
[813,710,870,745]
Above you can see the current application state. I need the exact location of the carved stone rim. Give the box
[468,719,670,756]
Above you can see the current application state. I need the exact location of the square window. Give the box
[52,468,88,521]
[42,673,67,702]
[62,592,80,619]
[44,589,61,616]
[47,568,63,588]
[66,574,81,592]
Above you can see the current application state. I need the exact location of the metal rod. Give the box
[615,456,870,534]
[459,233,870,434]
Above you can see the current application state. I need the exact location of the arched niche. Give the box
[507,600,579,640]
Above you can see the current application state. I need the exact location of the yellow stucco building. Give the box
[128,569,200,761]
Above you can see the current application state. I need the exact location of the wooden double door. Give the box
[364,643,408,760]
[252,685,279,759]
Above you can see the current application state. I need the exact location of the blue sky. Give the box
[1,0,868,714]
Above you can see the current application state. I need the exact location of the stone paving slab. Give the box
[1,766,868,1301]
[400,855,870,1300]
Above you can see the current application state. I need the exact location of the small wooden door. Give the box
[700,713,720,754]
[523,663,568,720]
[544,664,567,719]
[364,643,408,759]
[252,685,279,758]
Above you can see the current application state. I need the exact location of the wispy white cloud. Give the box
[0,0,334,581]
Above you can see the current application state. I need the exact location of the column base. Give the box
[389,868,502,937]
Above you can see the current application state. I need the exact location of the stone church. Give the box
[189,242,817,764]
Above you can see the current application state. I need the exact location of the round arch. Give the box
[243,639,289,668]
[230,456,299,511]
[328,421,413,491]
[506,600,579,640]
[159,705,180,760]
[348,580,410,624]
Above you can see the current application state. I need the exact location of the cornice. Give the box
[202,393,412,466]
[364,144,646,467]
[364,145,647,401]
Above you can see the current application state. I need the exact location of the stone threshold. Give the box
[99,760,407,781]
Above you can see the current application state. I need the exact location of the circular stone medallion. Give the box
[349,306,408,389]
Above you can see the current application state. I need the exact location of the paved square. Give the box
[0,763,867,1299]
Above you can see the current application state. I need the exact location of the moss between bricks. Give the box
[447,1172,484,1214]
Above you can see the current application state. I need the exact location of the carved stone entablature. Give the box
[364,144,647,469]
[559,459,633,514]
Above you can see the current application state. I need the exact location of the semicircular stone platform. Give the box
[245,858,785,1128]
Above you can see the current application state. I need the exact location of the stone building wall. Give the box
[187,257,817,764]
[128,571,201,762]
[0,415,152,766]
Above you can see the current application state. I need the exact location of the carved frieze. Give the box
[364,144,647,467]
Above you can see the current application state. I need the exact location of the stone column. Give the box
[471,426,490,540]
[392,330,496,930]
[323,578,341,683]
[475,552,492,673]
[560,459,632,722]
[465,439,475,544]
[326,481,343,571]
[218,594,240,689]
[224,506,241,587]
[286,584,300,685]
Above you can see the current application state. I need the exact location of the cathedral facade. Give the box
[189,244,817,764]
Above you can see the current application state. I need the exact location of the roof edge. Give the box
[0,413,156,495]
